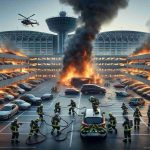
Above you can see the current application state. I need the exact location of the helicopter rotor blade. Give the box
[27,14,36,19]
[18,19,23,20]
[30,19,37,21]
[18,14,27,19]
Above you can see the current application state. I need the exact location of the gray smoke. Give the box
[59,0,129,78]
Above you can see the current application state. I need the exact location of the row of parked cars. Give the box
[0,78,53,120]
[120,79,150,100]
[0,62,13,65]
[65,84,106,95]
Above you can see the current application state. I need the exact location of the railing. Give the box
[126,64,150,70]
[0,64,29,70]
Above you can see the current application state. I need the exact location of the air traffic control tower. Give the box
[46,11,77,54]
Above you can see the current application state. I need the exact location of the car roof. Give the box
[85,109,102,118]
[131,97,142,100]
[4,103,15,106]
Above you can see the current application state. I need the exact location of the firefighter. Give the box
[28,119,39,139]
[122,117,132,143]
[51,86,57,93]
[133,107,142,130]
[10,119,22,144]
[68,99,76,116]
[37,104,44,122]
[51,113,61,135]
[147,106,150,126]
[108,113,117,134]
[54,102,61,113]
[121,103,128,115]
[89,96,100,114]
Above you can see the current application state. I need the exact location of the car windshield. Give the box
[0,106,11,111]
[84,117,103,124]
[27,95,35,98]
[15,100,24,104]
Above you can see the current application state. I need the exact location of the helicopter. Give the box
[18,14,39,27]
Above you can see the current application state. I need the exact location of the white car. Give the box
[0,103,19,120]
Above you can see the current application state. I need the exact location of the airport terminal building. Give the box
[0,30,147,79]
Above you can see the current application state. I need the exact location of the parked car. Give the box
[115,91,130,97]
[132,85,147,91]
[80,109,107,139]
[18,83,32,91]
[142,91,150,97]
[0,104,19,120]
[129,83,144,89]
[136,87,150,95]
[3,88,19,98]
[41,93,53,100]
[129,97,145,106]
[65,88,80,95]
[11,99,31,110]
[81,84,106,95]
[0,92,14,101]
[7,85,25,94]
[20,94,42,105]
[145,94,150,100]
[114,84,125,88]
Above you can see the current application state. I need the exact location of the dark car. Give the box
[113,84,125,88]
[115,91,130,97]
[80,109,107,139]
[18,83,32,91]
[65,88,80,95]
[20,94,42,105]
[41,93,53,100]
[81,84,106,95]
[129,97,145,106]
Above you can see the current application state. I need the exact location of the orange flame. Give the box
[60,50,103,86]
[0,47,27,57]
[131,49,150,56]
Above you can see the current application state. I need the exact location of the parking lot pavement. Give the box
[0,80,150,150]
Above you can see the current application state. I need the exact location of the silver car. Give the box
[11,99,31,110]
[0,103,19,120]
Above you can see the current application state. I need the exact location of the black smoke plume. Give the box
[59,0,129,80]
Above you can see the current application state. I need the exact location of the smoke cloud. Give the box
[59,0,129,80]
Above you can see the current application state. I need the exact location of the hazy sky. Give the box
[0,0,149,34]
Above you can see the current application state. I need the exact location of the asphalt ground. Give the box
[0,79,150,150]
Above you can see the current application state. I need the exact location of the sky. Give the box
[0,0,149,34]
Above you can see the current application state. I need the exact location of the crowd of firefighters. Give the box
[10,93,150,144]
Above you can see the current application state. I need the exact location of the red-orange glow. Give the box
[59,50,103,86]
[131,49,150,56]
[0,48,27,57]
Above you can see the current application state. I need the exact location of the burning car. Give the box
[71,77,91,87]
